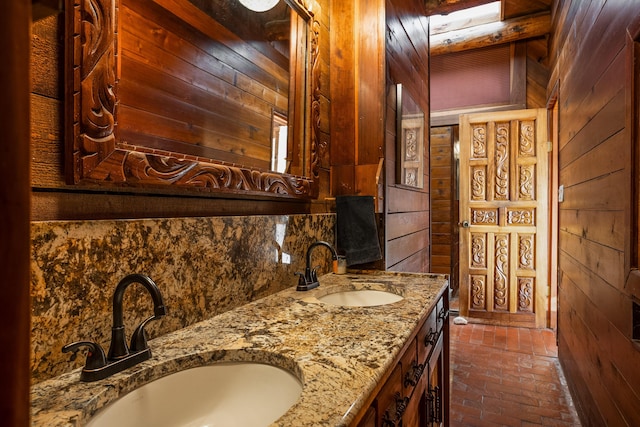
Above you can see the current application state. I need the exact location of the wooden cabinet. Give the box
[355,288,449,426]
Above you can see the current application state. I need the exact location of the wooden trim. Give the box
[547,83,559,330]
[625,17,640,299]
[2,1,32,425]
[64,0,320,199]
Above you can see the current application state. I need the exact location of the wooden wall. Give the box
[30,0,331,221]
[430,126,458,292]
[550,1,640,425]
[384,0,431,273]
[329,0,386,199]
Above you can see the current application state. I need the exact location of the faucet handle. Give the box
[295,271,308,286]
[130,315,163,352]
[311,265,320,282]
[62,341,107,370]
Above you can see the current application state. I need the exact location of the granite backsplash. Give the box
[30,214,335,384]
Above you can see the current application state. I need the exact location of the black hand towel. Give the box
[336,195,382,266]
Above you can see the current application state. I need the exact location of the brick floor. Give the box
[449,318,581,426]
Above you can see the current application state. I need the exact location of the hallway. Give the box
[449,319,581,426]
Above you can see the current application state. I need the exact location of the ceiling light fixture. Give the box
[238,0,280,12]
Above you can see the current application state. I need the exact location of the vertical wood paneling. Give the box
[552,1,640,425]
[430,126,459,291]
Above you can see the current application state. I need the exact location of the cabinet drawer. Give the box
[400,337,421,398]
[418,308,438,364]
[435,295,447,333]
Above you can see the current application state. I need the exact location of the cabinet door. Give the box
[403,364,428,427]
[425,335,445,426]
[377,365,406,426]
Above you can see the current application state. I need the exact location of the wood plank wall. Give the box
[430,126,459,292]
[30,1,331,221]
[384,0,431,273]
[549,1,640,425]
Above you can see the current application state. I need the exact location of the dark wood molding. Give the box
[64,0,320,199]
[625,15,640,296]
[2,0,31,425]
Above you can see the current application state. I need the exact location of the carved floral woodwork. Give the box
[519,165,535,199]
[471,167,486,200]
[507,208,534,225]
[494,234,509,311]
[519,120,535,157]
[518,278,534,312]
[472,208,497,225]
[471,124,486,158]
[471,233,486,268]
[65,0,320,198]
[471,275,485,310]
[518,234,535,269]
[494,122,509,200]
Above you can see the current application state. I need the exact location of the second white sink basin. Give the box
[85,362,302,427]
[317,289,404,307]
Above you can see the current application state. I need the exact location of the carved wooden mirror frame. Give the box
[64,0,320,199]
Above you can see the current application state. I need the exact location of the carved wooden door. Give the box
[459,109,549,328]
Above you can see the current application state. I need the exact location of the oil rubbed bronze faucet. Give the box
[62,274,167,382]
[295,241,338,291]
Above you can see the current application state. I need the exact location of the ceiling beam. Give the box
[425,0,497,16]
[430,11,550,56]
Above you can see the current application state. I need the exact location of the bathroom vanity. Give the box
[30,272,449,426]
[353,284,449,426]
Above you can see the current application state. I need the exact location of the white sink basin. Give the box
[85,362,302,427]
[317,289,403,307]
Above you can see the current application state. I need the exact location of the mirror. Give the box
[396,84,425,189]
[64,0,320,199]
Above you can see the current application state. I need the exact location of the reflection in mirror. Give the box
[271,111,289,173]
[65,0,320,199]
[396,84,425,189]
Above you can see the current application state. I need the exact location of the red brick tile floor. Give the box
[449,310,581,426]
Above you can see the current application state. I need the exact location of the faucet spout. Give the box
[296,241,338,291]
[305,241,338,269]
[108,273,167,360]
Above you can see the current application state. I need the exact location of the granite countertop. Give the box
[30,271,448,426]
